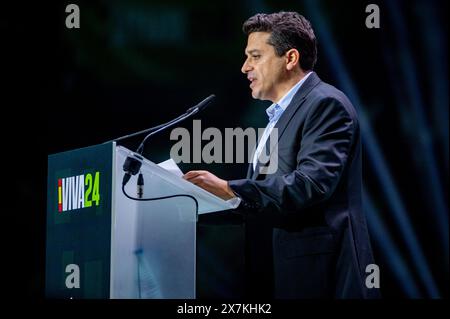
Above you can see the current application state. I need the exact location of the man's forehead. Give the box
[248,31,271,41]
[245,48,262,55]
[245,32,271,53]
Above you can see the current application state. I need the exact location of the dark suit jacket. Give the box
[228,72,379,299]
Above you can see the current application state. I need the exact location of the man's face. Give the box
[241,32,286,102]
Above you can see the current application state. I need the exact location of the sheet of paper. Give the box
[157,158,184,177]
[226,196,241,209]
[157,157,241,211]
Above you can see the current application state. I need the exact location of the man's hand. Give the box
[183,170,236,200]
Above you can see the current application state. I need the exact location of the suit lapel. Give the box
[252,72,322,180]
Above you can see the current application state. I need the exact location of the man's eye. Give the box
[252,55,261,59]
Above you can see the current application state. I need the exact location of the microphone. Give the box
[135,94,215,155]
[122,94,216,186]
[109,94,215,145]
[185,94,216,114]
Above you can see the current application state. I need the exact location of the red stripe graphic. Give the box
[58,178,62,212]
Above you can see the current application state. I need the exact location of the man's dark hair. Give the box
[242,11,317,70]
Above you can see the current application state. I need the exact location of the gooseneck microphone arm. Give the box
[121,94,216,186]
[107,122,167,144]
[106,94,215,145]
[136,110,194,155]
[119,94,215,218]
[136,94,215,155]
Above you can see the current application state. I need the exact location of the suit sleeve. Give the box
[228,97,357,214]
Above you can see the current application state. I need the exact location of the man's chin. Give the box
[251,90,269,101]
[251,90,260,99]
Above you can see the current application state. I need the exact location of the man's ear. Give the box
[285,49,300,71]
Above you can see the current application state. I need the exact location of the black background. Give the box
[1,0,447,310]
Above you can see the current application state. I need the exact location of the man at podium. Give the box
[184,12,379,299]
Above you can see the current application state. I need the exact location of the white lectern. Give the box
[46,142,236,299]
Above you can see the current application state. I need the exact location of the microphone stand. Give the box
[118,94,215,219]
[119,94,215,185]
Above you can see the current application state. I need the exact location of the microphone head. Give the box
[196,94,216,112]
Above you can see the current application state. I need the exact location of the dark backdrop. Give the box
[1,0,447,302]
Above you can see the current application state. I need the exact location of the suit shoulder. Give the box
[307,81,359,122]
[309,81,351,106]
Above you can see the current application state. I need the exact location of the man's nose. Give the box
[241,59,251,74]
